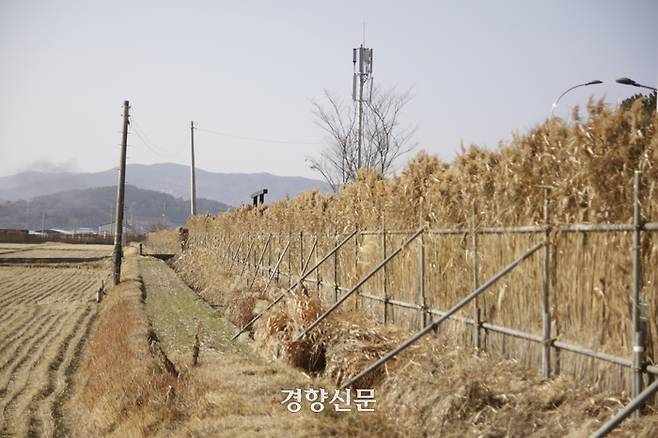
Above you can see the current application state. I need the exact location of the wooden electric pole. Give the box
[112,100,130,285]
[190,120,197,216]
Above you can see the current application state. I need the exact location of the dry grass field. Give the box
[0,248,106,437]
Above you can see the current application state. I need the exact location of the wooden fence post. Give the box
[472,203,481,352]
[315,233,320,295]
[268,233,272,280]
[288,231,292,288]
[354,230,360,310]
[382,228,389,324]
[632,171,644,408]
[419,229,427,329]
[333,232,339,302]
[542,188,551,378]
[300,230,304,274]
[276,233,281,285]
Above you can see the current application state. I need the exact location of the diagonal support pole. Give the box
[339,240,545,389]
[300,237,318,278]
[223,238,233,262]
[257,239,291,293]
[591,379,658,438]
[231,230,357,340]
[228,235,245,270]
[239,238,257,275]
[294,229,424,342]
[248,234,272,288]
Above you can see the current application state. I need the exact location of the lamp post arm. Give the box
[551,82,598,116]
[635,84,658,92]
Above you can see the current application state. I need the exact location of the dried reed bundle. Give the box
[254,286,326,372]
[321,313,403,388]
[378,339,658,437]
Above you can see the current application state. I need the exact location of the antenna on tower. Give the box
[352,37,374,169]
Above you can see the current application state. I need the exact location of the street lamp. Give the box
[551,80,603,117]
[616,77,657,111]
[615,77,657,92]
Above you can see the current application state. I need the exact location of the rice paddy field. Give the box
[0,246,107,437]
[0,243,113,261]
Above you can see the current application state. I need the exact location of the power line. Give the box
[130,115,188,158]
[195,126,322,145]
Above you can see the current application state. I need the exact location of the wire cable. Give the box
[130,115,188,158]
[195,126,322,145]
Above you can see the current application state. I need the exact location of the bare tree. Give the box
[308,91,358,191]
[366,86,417,175]
[309,86,416,191]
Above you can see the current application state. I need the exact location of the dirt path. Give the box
[137,255,397,437]
[0,262,103,437]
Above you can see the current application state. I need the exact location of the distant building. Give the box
[29,229,65,236]
[75,227,97,235]
[97,222,136,237]
[0,229,29,242]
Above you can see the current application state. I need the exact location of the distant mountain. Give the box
[0,163,331,206]
[0,185,229,232]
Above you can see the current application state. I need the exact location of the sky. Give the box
[0,0,657,179]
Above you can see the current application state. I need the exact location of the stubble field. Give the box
[0,245,108,437]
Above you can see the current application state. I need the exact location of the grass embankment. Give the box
[137,255,398,437]
[65,254,397,437]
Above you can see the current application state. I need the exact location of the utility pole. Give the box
[112,100,130,286]
[352,44,373,171]
[190,120,197,216]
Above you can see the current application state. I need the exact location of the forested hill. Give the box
[0,185,229,232]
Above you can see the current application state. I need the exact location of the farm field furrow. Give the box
[0,250,102,437]
[0,306,34,342]
[0,307,53,367]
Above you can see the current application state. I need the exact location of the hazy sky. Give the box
[1,0,656,179]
